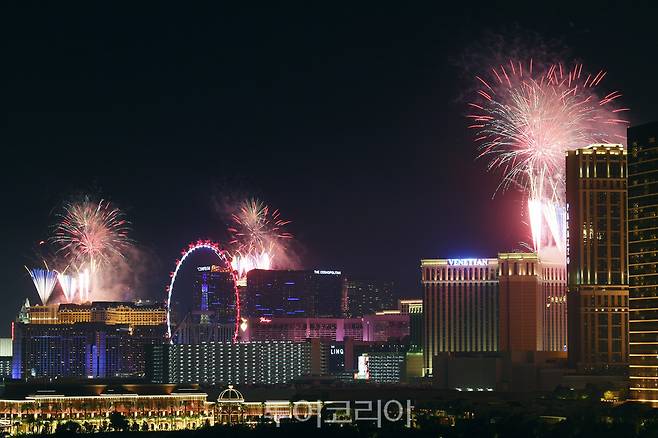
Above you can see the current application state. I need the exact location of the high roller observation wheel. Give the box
[166,240,240,342]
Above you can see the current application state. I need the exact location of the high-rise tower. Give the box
[627,122,658,405]
[566,144,628,371]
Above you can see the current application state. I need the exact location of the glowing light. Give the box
[166,240,240,342]
[228,198,292,282]
[447,259,489,266]
[25,267,58,305]
[57,273,76,303]
[77,268,90,302]
[528,198,543,253]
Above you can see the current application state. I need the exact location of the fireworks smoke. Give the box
[468,60,627,253]
[227,198,292,280]
[25,267,58,305]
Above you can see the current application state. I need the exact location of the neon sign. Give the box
[447,258,488,266]
[197,265,222,272]
[259,317,272,323]
[330,346,344,355]
[313,270,342,275]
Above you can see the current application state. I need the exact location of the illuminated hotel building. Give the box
[12,323,166,379]
[193,265,236,325]
[12,301,167,379]
[539,258,568,351]
[627,122,658,405]
[147,341,311,385]
[499,253,567,352]
[422,255,567,376]
[26,301,167,327]
[421,258,499,375]
[566,144,628,371]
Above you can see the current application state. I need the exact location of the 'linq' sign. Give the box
[447,258,488,266]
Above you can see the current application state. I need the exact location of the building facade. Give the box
[12,301,167,379]
[363,313,410,342]
[238,314,409,343]
[193,265,236,325]
[399,299,423,351]
[147,341,311,386]
[499,253,541,352]
[422,255,567,376]
[627,122,658,405]
[498,253,567,352]
[0,338,11,378]
[343,279,395,317]
[12,323,166,379]
[240,317,364,342]
[421,258,499,376]
[566,144,628,371]
[29,301,167,326]
[539,260,568,352]
[353,352,406,384]
[0,384,211,435]
[244,269,344,318]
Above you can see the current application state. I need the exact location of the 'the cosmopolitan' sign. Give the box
[447,258,488,266]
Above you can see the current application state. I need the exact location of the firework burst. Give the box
[51,197,132,299]
[25,267,58,305]
[468,60,628,253]
[228,198,292,280]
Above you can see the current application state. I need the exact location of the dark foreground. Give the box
[22,409,658,438]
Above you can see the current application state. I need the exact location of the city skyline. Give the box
[4,5,658,336]
[4,3,658,434]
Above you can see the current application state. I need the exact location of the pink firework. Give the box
[468,60,628,253]
[228,198,292,279]
[51,197,132,295]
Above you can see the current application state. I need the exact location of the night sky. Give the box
[2,3,658,335]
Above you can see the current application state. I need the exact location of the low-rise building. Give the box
[0,383,211,435]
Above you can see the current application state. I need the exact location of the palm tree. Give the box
[79,401,88,421]
[25,415,35,434]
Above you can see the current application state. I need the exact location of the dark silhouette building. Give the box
[244,269,343,318]
[627,122,658,405]
[343,279,395,317]
[12,322,166,379]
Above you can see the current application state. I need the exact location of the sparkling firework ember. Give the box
[228,199,292,280]
[25,267,58,305]
[51,197,132,300]
[468,60,628,253]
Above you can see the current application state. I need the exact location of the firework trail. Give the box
[468,60,628,253]
[77,269,90,302]
[25,267,58,305]
[56,273,76,303]
[228,198,292,280]
[51,197,132,299]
